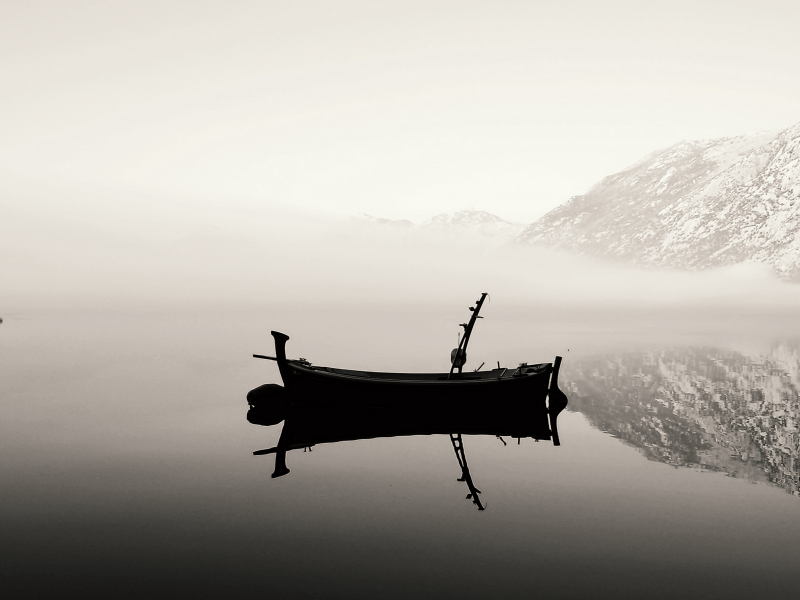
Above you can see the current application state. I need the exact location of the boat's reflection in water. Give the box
[247,387,568,510]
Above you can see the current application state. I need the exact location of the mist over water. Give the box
[3,181,800,598]
[6,178,800,319]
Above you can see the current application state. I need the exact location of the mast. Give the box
[448,293,488,378]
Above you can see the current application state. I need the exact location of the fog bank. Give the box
[4,180,800,349]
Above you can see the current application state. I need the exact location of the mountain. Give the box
[351,209,523,240]
[355,213,415,228]
[518,123,800,279]
[421,210,524,238]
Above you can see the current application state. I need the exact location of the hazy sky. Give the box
[2,0,799,222]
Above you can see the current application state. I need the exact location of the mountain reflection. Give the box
[567,346,800,496]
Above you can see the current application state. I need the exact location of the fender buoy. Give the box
[246,384,287,426]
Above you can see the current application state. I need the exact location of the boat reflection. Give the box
[247,388,568,510]
[567,346,800,497]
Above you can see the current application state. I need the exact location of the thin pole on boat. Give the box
[448,292,488,379]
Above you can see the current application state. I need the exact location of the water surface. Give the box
[2,306,799,599]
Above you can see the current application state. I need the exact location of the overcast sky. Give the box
[2,0,799,223]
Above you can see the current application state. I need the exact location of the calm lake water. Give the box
[2,304,800,599]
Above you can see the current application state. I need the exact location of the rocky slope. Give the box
[518,123,800,279]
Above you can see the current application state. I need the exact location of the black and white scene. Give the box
[3,1,800,598]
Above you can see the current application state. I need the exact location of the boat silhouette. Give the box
[247,294,568,507]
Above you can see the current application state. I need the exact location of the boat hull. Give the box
[280,361,554,407]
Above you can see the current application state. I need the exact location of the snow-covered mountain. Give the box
[352,209,523,240]
[421,210,524,238]
[355,213,415,228]
[517,123,800,279]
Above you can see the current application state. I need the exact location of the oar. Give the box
[253,443,315,455]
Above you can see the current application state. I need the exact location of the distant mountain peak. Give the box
[422,209,524,236]
[351,209,523,239]
[517,123,800,279]
[354,213,415,228]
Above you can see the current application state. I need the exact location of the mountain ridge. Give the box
[517,123,800,279]
[354,209,523,239]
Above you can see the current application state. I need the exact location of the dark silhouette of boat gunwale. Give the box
[285,360,554,385]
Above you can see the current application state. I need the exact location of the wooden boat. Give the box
[248,294,568,484]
